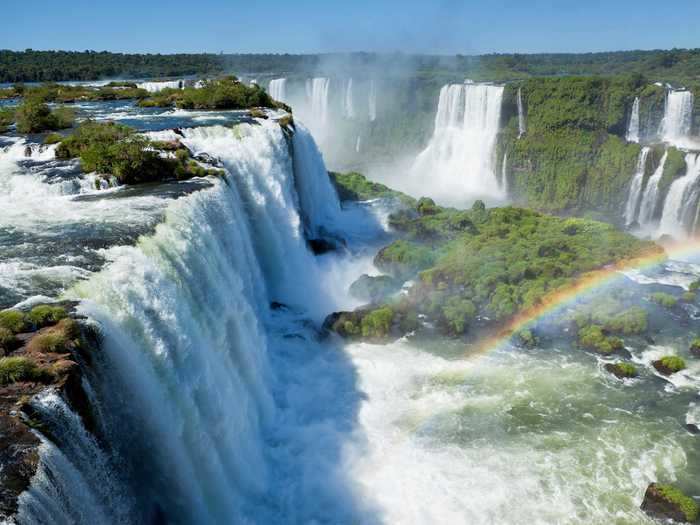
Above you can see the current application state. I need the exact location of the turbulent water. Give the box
[305,77,331,140]
[2,91,700,525]
[344,78,355,119]
[410,82,505,207]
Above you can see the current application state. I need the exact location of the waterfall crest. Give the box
[623,147,650,226]
[661,90,694,147]
[411,82,505,206]
[136,80,182,93]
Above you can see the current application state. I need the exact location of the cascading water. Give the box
[344,78,355,119]
[410,82,505,206]
[661,90,694,147]
[627,97,641,143]
[368,80,377,122]
[268,78,287,103]
[517,87,526,138]
[305,78,331,132]
[623,147,650,226]
[136,80,182,93]
[638,150,668,227]
[657,153,700,238]
[501,152,509,194]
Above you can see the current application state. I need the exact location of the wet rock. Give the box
[308,238,337,255]
[604,362,638,379]
[173,128,184,137]
[685,423,699,435]
[270,301,288,311]
[193,152,222,168]
[641,483,699,523]
[23,145,32,158]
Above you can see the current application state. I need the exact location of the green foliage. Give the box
[441,297,476,334]
[650,292,678,308]
[0,327,19,354]
[578,325,624,354]
[0,356,45,385]
[517,329,538,348]
[682,291,696,302]
[0,309,29,334]
[360,307,394,339]
[655,485,699,522]
[15,99,74,133]
[0,107,15,133]
[690,338,700,353]
[606,362,638,378]
[55,121,220,185]
[375,240,437,279]
[574,302,648,335]
[329,171,415,205]
[658,355,686,373]
[27,305,67,328]
[43,132,63,145]
[690,279,700,291]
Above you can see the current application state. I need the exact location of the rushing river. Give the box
[0,99,698,524]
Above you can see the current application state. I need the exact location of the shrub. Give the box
[650,292,678,308]
[441,297,477,334]
[27,318,79,354]
[0,309,29,333]
[27,305,67,328]
[658,355,686,373]
[605,362,638,378]
[578,325,623,354]
[0,327,19,354]
[15,99,74,133]
[43,132,62,144]
[0,356,44,385]
[360,307,394,339]
[681,291,696,302]
[0,107,14,132]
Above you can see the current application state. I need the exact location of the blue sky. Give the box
[2,0,699,55]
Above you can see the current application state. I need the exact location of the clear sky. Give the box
[1,0,699,55]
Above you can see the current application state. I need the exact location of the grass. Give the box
[27,305,67,328]
[0,310,29,334]
[0,356,46,385]
[655,484,699,522]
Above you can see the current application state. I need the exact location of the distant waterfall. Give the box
[638,150,668,227]
[661,90,694,146]
[268,78,287,103]
[411,82,505,205]
[501,152,509,195]
[344,78,355,119]
[517,88,526,138]
[368,80,377,122]
[136,80,182,93]
[626,97,640,143]
[657,153,700,238]
[305,78,331,140]
[623,147,650,226]
[355,136,361,153]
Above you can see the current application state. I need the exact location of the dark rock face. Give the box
[308,238,337,255]
[685,423,699,435]
[641,483,698,523]
[0,406,40,517]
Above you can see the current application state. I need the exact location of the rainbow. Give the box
[474,239,700,355]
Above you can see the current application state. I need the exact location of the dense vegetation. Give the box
[326,195,660,341]
[137,77,277,110]
[500,76,697,220]
[3,49,700,83]
[0,82,150,103]
[329,171,415,205]
[55,121,223,185]
[14,99,74,133]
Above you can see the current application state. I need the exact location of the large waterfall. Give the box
[637,150,668,227]
[411,82,505,206]
[368,80,377,122]
[305,78,331,131]
[657,153,700,238]
[661,90,694,147]
[15,120,377,524]
[268,78,287,103]
[343,78,355,119]
[626,97,640,143]
[623,147,650,226]
[136,80,182,93]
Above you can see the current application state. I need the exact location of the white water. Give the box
[368,80,377,122]
[657,153,700,238]
[268,78,287,103]
[501,152,509,195]
[661,90,694,148]
[344,78,355,119]
[624,147,651,226]
[136,80,182,93]
[305,77,331,133]
[627,97,640,143]
[638,151,668,228]
[517,87,526,138]
[410,82,505,206]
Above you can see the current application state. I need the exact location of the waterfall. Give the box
[657,153,700,238]
[661,90,694,147]
[344,78,355,119]
[355,135,361,153]
[623,147,650,226]
[305,78,331,129]
[368,80,377,122]
[638,150,668,227]
[411,82,505,205]
[626,97,640,143]
[501,152,509,195]
[517,88,526,138]
[136,80,182,93]
[26,119,353,524]
[268,78,287,103]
